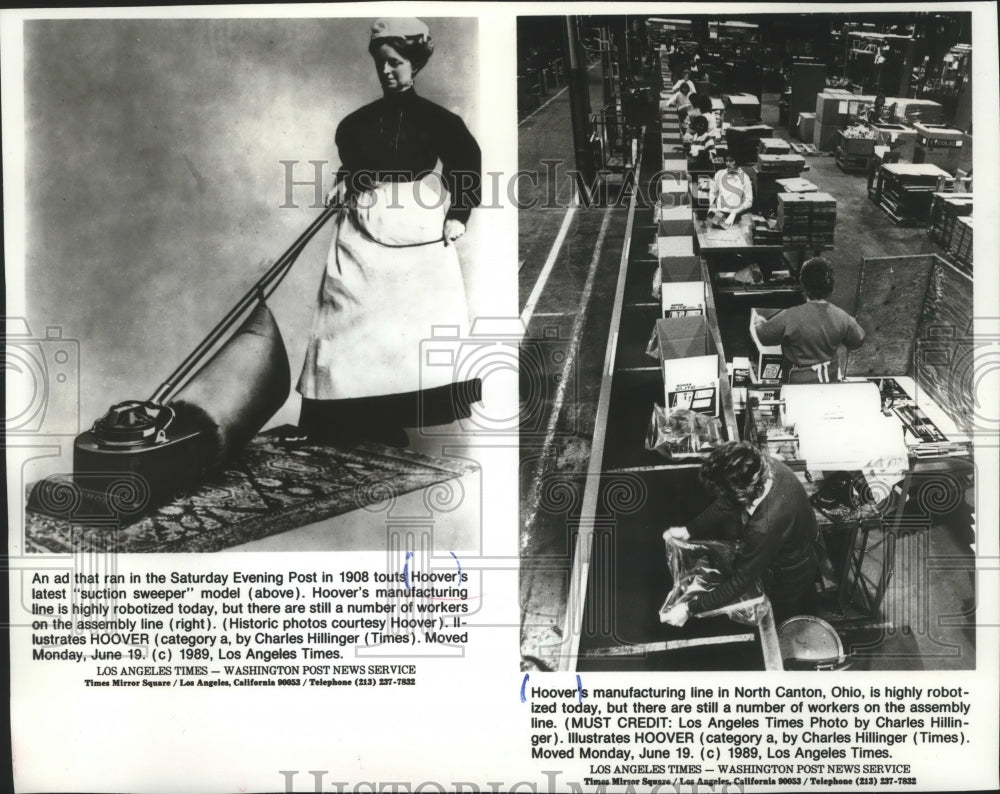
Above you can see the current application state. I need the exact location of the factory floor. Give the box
[518,74,976,672]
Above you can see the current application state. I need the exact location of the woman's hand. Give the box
[443,218,466,247]
[665,526,690,541]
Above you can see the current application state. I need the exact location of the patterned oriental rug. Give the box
[24,427,477,554]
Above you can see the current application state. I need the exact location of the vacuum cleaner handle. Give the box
[151,185,341,404]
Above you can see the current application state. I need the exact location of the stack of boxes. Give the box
[751,150,807,216]
[893,99,945,126]
[874,163,953,225]
[813,89,870,151]
[757,153,807,176]
[949,217,973,272]
[750,216,782,245]
[776,192,837,247]
[928,193,973,252]
[758,138,791,156]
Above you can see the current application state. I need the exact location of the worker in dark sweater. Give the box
[663,442,820,626]
[754,257,865,383]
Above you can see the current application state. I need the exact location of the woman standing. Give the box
[297,18,482,446]
[753,257,865,384]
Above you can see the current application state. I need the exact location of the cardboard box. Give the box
[797,111,815,142]
[657,213,694,237]
[656,235,695,260]
[656,203,693,224]
[730,356,751,411]
[662,280,706,318]
[812,121,841,152]
[661,158,688,178]
[655,316,720,416]
[749,307,784,382]
[815,92,874,127]
[659,255,703,282]
[838,132,875,156]
[775,177,818,193]
[912,123,967,169]
[723,93,761,124]
[759,137,792,155]
[659,179,691,210]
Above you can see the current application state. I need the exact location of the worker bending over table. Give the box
[754,257,866,383]
[663,81,694,124]
[663,442,821,626]
[707,154,753,228]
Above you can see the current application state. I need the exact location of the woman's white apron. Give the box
[297,175,470,400]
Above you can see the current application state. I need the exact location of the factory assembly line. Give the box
[518,14,977,674]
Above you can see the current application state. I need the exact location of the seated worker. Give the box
[683,93,718,141]
[707,154,753,228]
[663,441,820,626]
[663,81,693,109]
[670,69,697,96]
[686,114,716,168]
[754,257,866,384]
[662,81,694,125]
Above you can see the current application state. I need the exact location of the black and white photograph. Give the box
[4,3,999,793]
[11,14,489,554]
[517,11,991,674]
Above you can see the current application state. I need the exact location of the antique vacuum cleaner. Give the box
[28,202,339,525]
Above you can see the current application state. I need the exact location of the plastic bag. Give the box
[645,327,660,360]
[644,405,722,459]
[660,535,767,626]
[733,263,764,285]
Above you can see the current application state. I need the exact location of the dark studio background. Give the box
[23,16,481,479]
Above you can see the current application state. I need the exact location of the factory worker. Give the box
[707,154,753,227]
[663,441,820,626]
[671,70,697,96]
[754,257,866,384]
[684,93,718,140]
[663,82,694,126]
[686,114,717,168]
[663,81,693,109]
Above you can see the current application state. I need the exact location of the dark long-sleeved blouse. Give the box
[335,88,482,224]
[685,457,818,614]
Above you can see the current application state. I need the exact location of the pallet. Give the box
[877,200,928,227]
[787,142,820,156]
[835,147,873,174]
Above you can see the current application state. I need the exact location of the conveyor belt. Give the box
[557,78,783,671]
